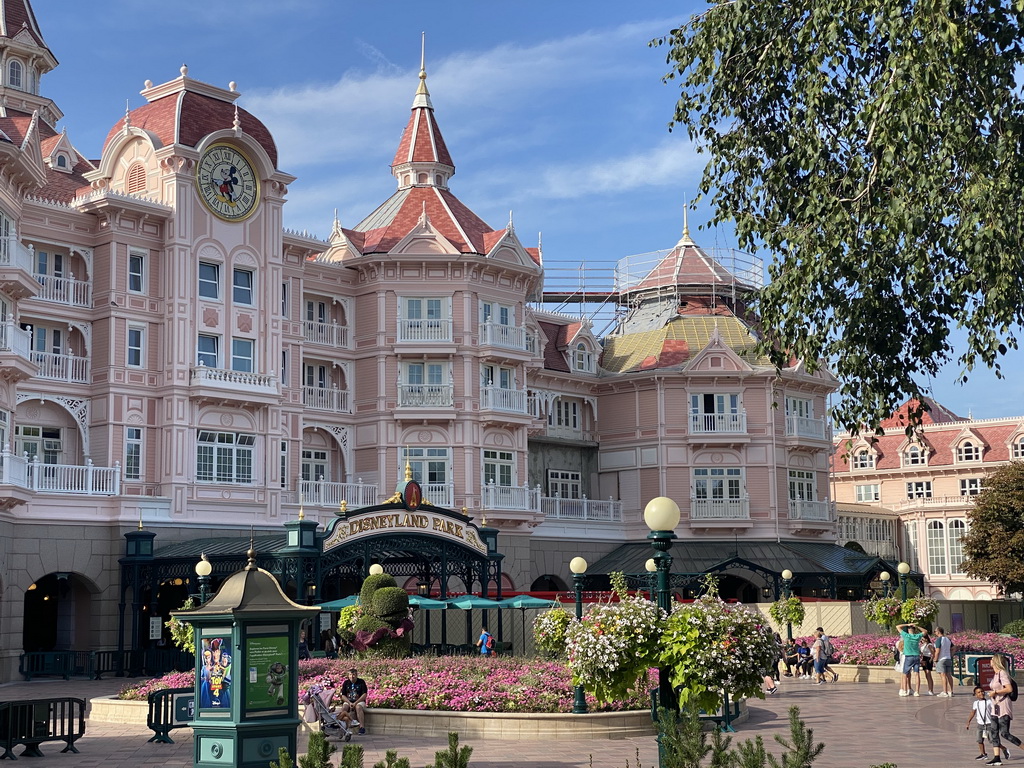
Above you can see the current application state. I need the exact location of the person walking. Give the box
[816,626,839,683]
[966,686,1002,764]
[810,630,827,686]
[989,653,1024,760]
[934,626,956,697]
[895,622,925,696]
[920,632,936,695]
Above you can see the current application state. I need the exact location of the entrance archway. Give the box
[23,572,97,652]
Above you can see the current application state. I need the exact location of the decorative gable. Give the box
[684,329,753,373]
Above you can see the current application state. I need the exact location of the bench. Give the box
[0,697,85,759]
[146,687,195,745]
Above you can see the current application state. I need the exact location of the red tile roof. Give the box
[880,397,962,429]
[2,0,48,51]
[538,321,571,372]
[392,104,453,168]
[0,109,55,145]
[102,92,278,167]
[355,186,495,255]
[836,421,1022,471]
[35,159,92,203]
[628,243,738,293]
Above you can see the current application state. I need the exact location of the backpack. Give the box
[485,634,495,650]
[1011,678,1019,702]
[821,635,835,659]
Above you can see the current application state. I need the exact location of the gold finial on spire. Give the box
[481,515,488,527]
[679,200,694,246]
[462,506,468,516]
[298,491,305,521]
[413,32,433,108]
[340,499,348,514]
[404,459,413,481]
[138,507,143,531]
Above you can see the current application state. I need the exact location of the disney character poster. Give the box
[198,635,232,710]
[245,635,290,710]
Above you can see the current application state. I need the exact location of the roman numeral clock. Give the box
[196,143,260,222]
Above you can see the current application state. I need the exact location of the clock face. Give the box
[196,143,260,222]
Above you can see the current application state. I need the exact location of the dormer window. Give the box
[55,155,67,169]
[417,172,428,184]
[574,343,595,373]
[903,444,927,467]
[956,440,982,463]
[851,449,875,470]
[8,60,22,90]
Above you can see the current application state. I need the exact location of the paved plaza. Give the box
[0,675,1011,768]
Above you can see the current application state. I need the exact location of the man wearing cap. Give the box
[340,667,369,734]
[816,627,839,683]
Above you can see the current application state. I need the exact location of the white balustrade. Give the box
[33,274,92,308]
[191,366,278,391]
[541,495,622,522]
[398,384,453,408]
[11,455,121,495]
[303,320,349,348]
[0,238,34,273]
[302,386,351,413]
[31,350,89,383]
[481,482,541,512]
[481,386,529,414]
[422,482,454,508]
[691,498,750,519]
[690,413,747,434]
[892,495,976,511]
[300,479,379,510]
[785,415,827,440]
[478,322,531,351]
[0,450,28,487]
[788,499,832,521]
[397,318,452,342]
[0,321,31,358]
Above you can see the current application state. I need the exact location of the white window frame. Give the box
[125,427,142,480]
[548,398,581,431]
[902,445,927,467]
[302,448,329,482]
[196,431,255,484]
[948,519,967,575]
[693,467,744,500]
[852,450,876,470]
[481,363,515,389]
[8,59,22,90]
[788,469,816,501]
[855,483,880,502]
[128,250,145,293]
[232,268,254,305]
[960,477,983,496]
[198,262,220,300]
[956,441,982,463]
[482,449,514,487]
[927,520,947,576]
[547,469,581,499]
[481,301,513,325]
[197,334,219,368]
[127,325,144,368]
[280,440,288,489]
[1013,438,1024,460]
[231,338,254,372]
[402,447,450,485]
[904,520,920,572]
[906,480,933,499]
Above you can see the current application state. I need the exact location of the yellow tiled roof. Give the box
[600,316,766,373]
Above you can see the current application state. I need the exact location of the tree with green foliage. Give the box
[425,732,473,768]
[298,730,336,768]
[962,462,1024,594]
[165,597,196,654]
[653,1,1024,434]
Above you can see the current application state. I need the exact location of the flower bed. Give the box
[793,632,1024,668]
[118,657,652,712]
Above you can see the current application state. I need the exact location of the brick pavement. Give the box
[0,675,1013,768]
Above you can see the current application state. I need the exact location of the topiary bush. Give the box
[360,573,398,605]
[352,571,412,658]
[372,586,411,623]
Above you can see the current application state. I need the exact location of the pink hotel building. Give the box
[0,0,942,680]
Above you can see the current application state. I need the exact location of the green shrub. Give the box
[1003,619,1024,638]
[360,573,397,605]
[372,586,410,622]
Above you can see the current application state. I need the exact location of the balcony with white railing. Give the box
[785,415,827,440]
[541,495,622,522]
[0,238,35,274]
[299,479,379,510]
[32,274,92,308]
[478,322,533,353]
[0,453,121,495]
[422,482,454,508]
[190,365,280,403]
[689,412,747,434]
[302,386,351,413]
[397,318,453,343]
[481,482,541,512]
[303,320,349,349]
[397,383,454,408]
[31,350,89,383]
[0,321,33,364]
[892,495,977,512]
[481,386,530,415]
[788,499,832,521]
[690,498,750,520]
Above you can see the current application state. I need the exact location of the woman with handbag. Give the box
[988,653,1024,764]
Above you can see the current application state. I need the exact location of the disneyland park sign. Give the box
[323,481,488,555]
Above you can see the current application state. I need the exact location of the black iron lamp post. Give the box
[781,569,794,642]
[569,556,589,715]
[195,553,212,605]
[644,495,680,753]
[897,561,911,602]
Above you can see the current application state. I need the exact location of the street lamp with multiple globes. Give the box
[879,571,892,598]
[897,561,911,601]
[780,569,794,641]
[569,556,589,715]
[195,553,213,604]
[644,496,680,724]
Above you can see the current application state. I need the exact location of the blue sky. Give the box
[35,0,1024,420]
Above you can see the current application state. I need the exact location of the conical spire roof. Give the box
[0,0,50,55]
[391,36,454,185]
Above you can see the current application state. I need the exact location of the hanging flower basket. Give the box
[862,596,903,628]
[901,596,940,626]
[768,596,805,629]
[532,606,573,656]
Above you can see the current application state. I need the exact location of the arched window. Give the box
[903,444,926,466]
[927,520,946,575]
[55,155,67,169]
[435,174,443,186]
[948,519,967,575]
[574,343,591,371]
[417,172,428,184]
[1014,437,1024,460]
[7,60,22,90]
[852,449,875,469]
[957,440,981,462]
[125,163,146,194]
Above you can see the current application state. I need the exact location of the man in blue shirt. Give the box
[896,622,926,696]
[476,625,494,656]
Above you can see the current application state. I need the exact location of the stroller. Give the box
[308,689,354,742]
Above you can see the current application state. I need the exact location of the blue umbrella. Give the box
[445,595,502,610]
